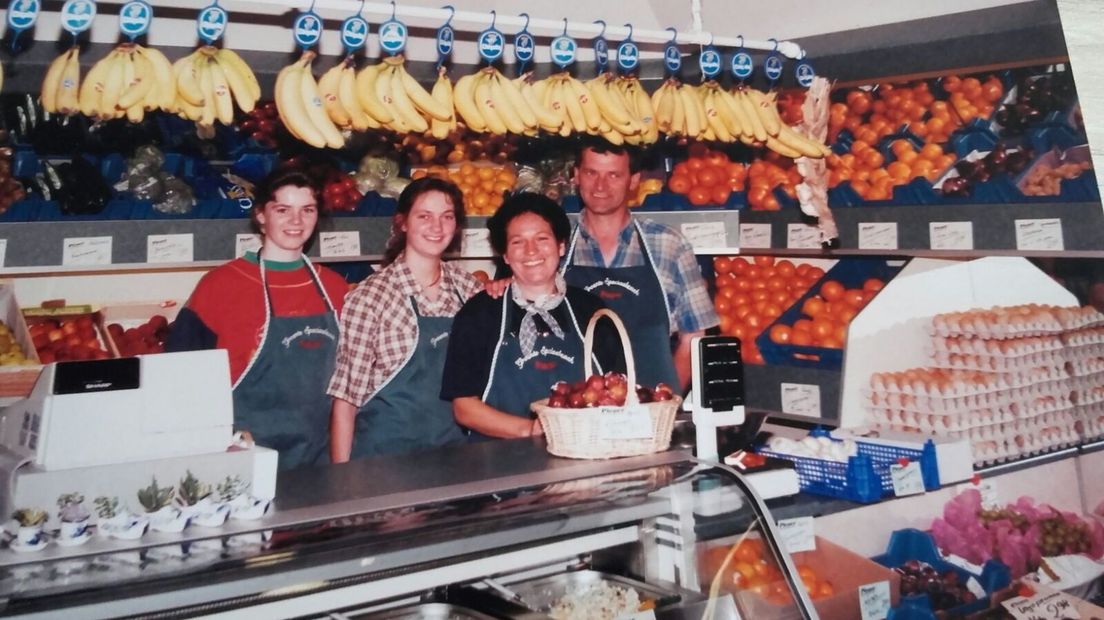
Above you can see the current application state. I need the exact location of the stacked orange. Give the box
[668,146,747,207]
[713,256,825,364]
[767,277,884,349]
[777,89,807,126]
[704,539,835,606]
[944,75,1006,124]
[747,156,800,211]
[413,163,516,216]
[827,139,957,201]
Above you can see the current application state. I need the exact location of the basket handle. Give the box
[583,309,638,406]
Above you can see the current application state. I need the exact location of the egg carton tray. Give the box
[1069,359,1104,378]
[1062,327,1104,347]
[972,428,1080,465]
[929,334,1064,356]
[877,409,1076,441]
[927,349,1065,373]
[929,306,1104,340]
[866,397,1075,431]
[867,366,1068,398]
[864,378,1072,413]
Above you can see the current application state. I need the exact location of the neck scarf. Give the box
[512,275,568,357]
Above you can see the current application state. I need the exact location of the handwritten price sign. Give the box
[1002,590,1081,620]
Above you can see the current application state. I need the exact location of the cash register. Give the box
[0,350,276,518]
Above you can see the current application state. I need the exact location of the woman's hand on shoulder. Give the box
[483,277,512,299]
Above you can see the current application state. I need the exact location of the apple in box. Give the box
[546,372,675,408]
[28,315,110,364]
[108,314,170,357]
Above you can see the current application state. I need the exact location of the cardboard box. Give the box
[699,535,901,619]
[100,300,181,357]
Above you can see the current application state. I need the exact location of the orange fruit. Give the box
[820,280,845,302]
[887,161,912,181]
[769,324,793,344]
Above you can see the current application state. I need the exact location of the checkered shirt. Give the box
[327,258,481,407]
[567,215,719,334]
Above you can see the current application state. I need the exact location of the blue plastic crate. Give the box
[0,200,40,222]
[875,528,1011,618]
[757,429,940,503]
[757,259,903,369]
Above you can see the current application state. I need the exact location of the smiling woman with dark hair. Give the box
[167,168,348,471]
[440,192,623,441]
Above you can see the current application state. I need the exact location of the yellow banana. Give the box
[372,65,411,132]
[41,49,72,113]
[494,70,538,130]
[79,50,115,118]
[676,84,702,138]
[651,81,674,133]
[766,136,803,158]
[586,73,633,128]
[487,72,527,134]
[389,62,429,133]
[118,48,155,111]
[622,77,656,141]
[601,127,625,145]
[215,48,260,102]
[299,56,345,148]
[387,56,451,122]
[428,67,454,139]
[57,48,82,115]
[276,55,326,147]
[137,46,175,112]
[669,83,685,136]
[214,52,256,114]
[339,61,378,131]
[207,56,235,125]
[453,72,487,132]
[318,62,351,128]
[735,88,767,141]
[516,74,560,132]
[702,88,735,143]
[473,70,507,135]
[563,75,601,131]
[174,53,205,107]
[775,124,830,158]
[747,88,781,137]
[354,63,395,125]
[556,75,587,133]
[197,55,216,128]
[713,87,750,138]
[98,50,127,117]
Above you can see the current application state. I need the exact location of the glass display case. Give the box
[0,441,817,619]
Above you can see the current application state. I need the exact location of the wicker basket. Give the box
[532,309,681,459]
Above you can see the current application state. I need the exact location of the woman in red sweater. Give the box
[167,169,347,471]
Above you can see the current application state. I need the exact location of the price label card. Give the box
[776,516,816,553]
[858,222,898,250]
[146,234,194,264]
[966,577,986,600]
[1002,591,1081,620]
[859,581,892,620]
[929,222,974,250]
[319,231,361,258]
[787,223,820,249]
[739,223,772,249]
[1015,218,1065,251]
[62,236,112,266]
[680,221,728,251]
[461,229,493,257]
[0,239,7,268]
[780,383,821,418]
[957,478,998,509]
[598,406,654,440]
[235,234,263,258]
[891,461,926,496]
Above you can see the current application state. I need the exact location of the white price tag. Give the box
[858,580,892,620]
[146,234,194,264]
[891,461,926,496]
[858,222,898,250]
[776,516,816,553]
[1002,591,1081,620]
[62,236,112,266]
[235,234,263,258]
[598,407,653,440]
[780,383,821,418]
[929,222,974,250]
[966,576,986,600]
[680,221,728,251]
[739,223,772,249]
[0,239,7,268]
[319,231,361,258]
[957,478,999,509]
[461,229,493,257]
[1015,218,1064,251]
[787,223,820,249]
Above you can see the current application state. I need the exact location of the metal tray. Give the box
[349,602,501,620]
[494,570,683,614]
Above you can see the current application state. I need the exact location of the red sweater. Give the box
[166,255,348,383]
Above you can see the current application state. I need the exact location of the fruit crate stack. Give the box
[862,304,1104,466]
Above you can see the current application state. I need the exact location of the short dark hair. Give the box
[487,192,571,256]
[575,135,643,174]
[383,177,467,266]
[250,169,325,247]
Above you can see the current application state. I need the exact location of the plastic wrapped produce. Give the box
[155,176,196,215]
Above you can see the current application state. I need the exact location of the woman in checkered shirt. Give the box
[328,178,481,462]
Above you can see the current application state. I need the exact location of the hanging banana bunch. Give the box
[585,73,658,144]
[732,86,831,158]
[275,50,345,149]
[73,43,175,123]
[317,55,381,132]
[170,46,260,130]
[453,66,555,137]
[41,47,82,115]
[651,78,706,140]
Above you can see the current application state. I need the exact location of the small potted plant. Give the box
[56,493,91,546]
[219,475,271,521]
[138,477,188,533]
[177,470,229,528]
[11,508,48,551]
[94,496,148,540]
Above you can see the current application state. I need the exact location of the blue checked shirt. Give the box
[566,216,719,335]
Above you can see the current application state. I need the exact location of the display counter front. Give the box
[0,440,823,620]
